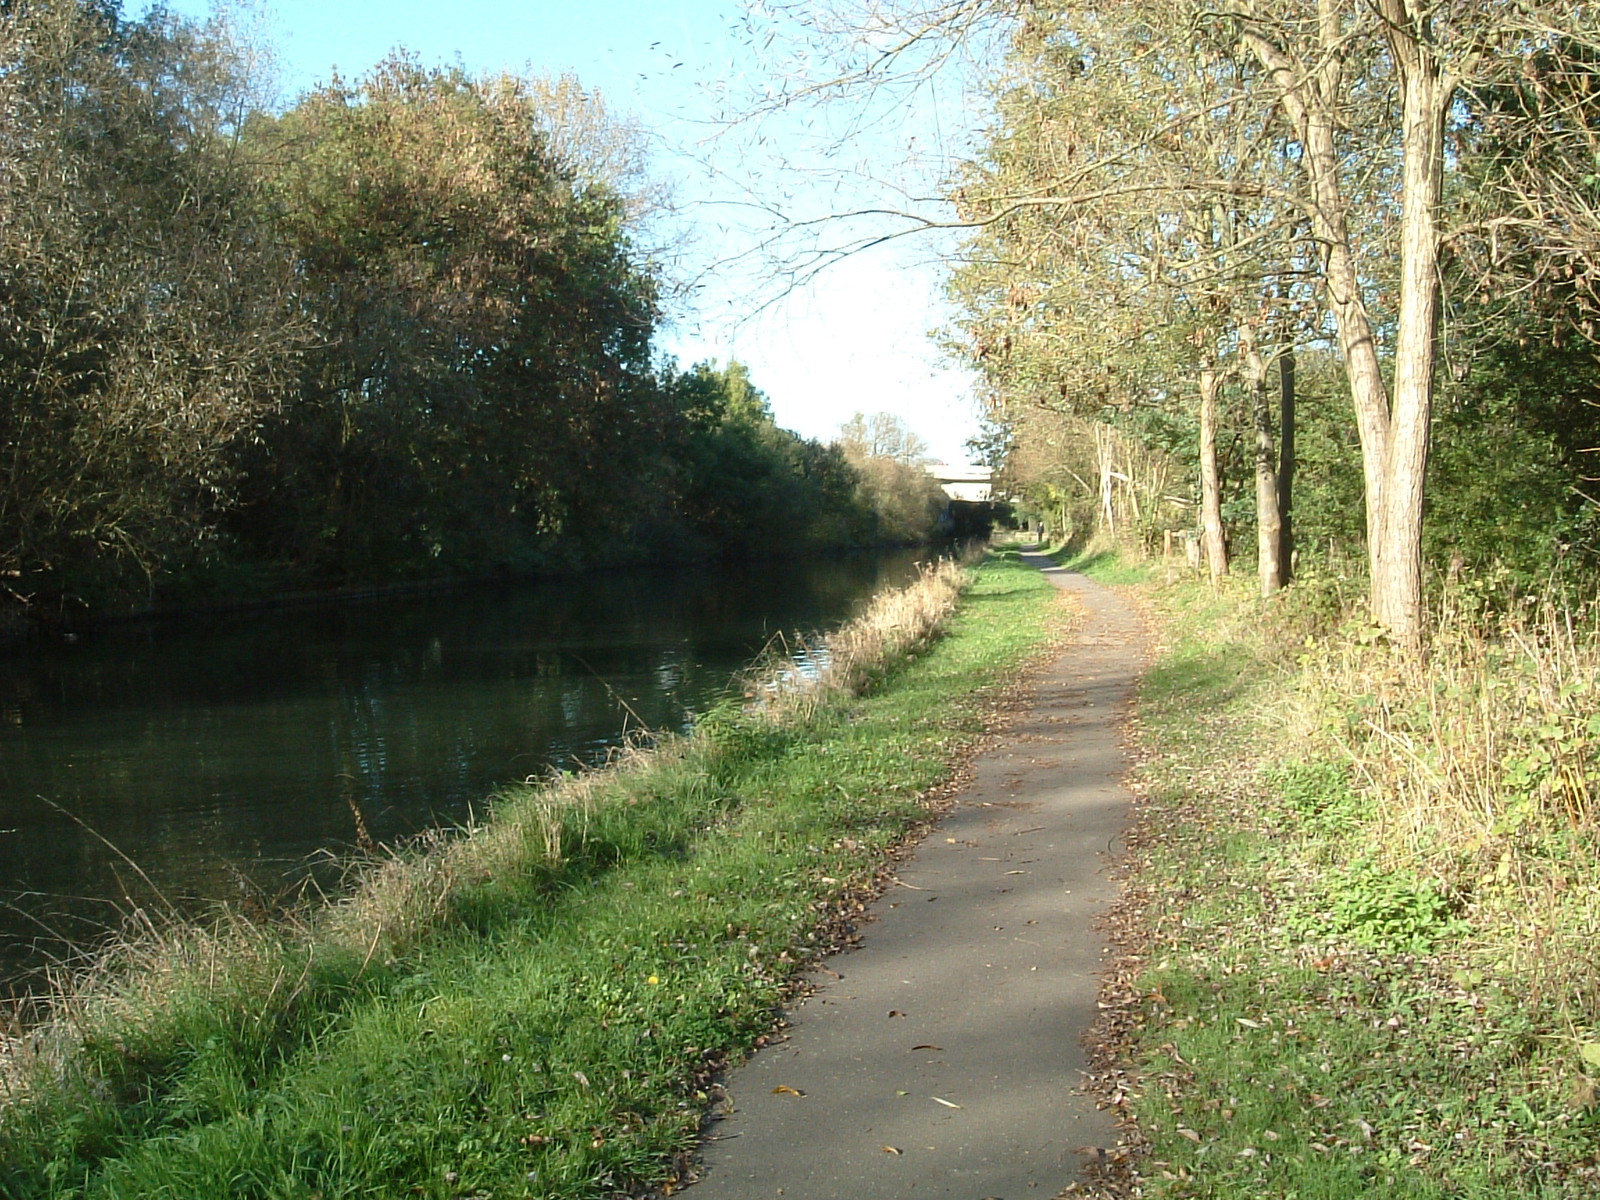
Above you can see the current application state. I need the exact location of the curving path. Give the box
[688,554,1145,1199]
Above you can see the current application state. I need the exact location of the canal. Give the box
[0,551,928,990]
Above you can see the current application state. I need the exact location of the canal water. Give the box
[0,551,927,990]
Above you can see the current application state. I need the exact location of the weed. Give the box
[1095,546,1600,1198]
[1292,859,1466,955]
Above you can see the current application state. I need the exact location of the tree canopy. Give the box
[0,1,950,627]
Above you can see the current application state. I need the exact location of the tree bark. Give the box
[1096,424,1116,536]
[1236,8,1390,559]
[1240,323,1283,596]
[1370,0,1448,646]
[1237,0,1451,646]
[1198,360,1229,583]
[1277,340,1296,583]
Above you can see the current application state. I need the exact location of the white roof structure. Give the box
[926,463,993,503]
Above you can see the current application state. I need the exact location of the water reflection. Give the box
[0,552,925,987]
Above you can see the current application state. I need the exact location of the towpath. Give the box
[688,554,1145,1199]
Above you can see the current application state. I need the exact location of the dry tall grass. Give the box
[1301,595,1600,1015]
[749,557,968,719]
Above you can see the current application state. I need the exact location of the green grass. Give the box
[1053,544,1157,586]
[1109,556,1600,1199]
[0,550,1063,1200]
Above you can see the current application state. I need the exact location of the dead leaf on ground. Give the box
[771,1085,805,1097]
[882,1145,902,1155]
[932,1096,962,1109]
[911,1043,943,1051]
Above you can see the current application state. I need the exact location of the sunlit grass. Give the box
[0,549,1063,1199]
[1114,559,1600,1199]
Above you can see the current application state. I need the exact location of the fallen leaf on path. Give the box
[931,1096,962,1109]
[1177,1128,1201,1143]
[882,1145,902,1155]
[771,1085,805,1097]
[911,1044,943,1051]
[888,1009,905,1018]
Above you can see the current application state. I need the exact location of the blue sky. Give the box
[146,0,983,464]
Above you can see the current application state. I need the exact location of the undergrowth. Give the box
[1068,549,1600,1199]
[0,551,1065,1199]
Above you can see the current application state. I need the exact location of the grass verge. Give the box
[0,549,1065,1199]
[1072,551,1600,1199]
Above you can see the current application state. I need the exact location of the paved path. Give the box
[689,556,1144,1199]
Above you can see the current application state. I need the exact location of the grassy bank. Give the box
[1073,551,1600,1198]
[0,550,1065,1199]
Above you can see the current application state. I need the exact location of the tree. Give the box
[234,59,661,578]
[834,412,948,542]
[943,6,1306,584]
[748,0,1600,640]
[0,0,298,611]
[660,360,877,554]
[836,412,931,464]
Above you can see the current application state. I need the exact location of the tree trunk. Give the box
[1238,0,1450,646]
[1198,360,1229,583]
[1096,424,1116,535]
[1370,1,1448,647]
[1241,323,1283,597]
[1277,341,1296,583]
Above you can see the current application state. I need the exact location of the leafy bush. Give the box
[1266,758,1360,820]
[1294,859,1465,954]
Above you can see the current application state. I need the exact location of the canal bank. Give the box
[0,550,928,990]
[0,551,1068,1200]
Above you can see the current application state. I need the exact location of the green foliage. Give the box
[1421,334,1600,587]
[0,17,915,623]
[835,411,949,544]
[0,0,298,610]
[232,58,664,581]
[1295,860,1466,955]
[1266,759,1364,825]
[654,360,879,557]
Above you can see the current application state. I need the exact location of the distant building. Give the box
[926,463,993,503]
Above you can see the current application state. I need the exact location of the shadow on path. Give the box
[688,557,1146,1199]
